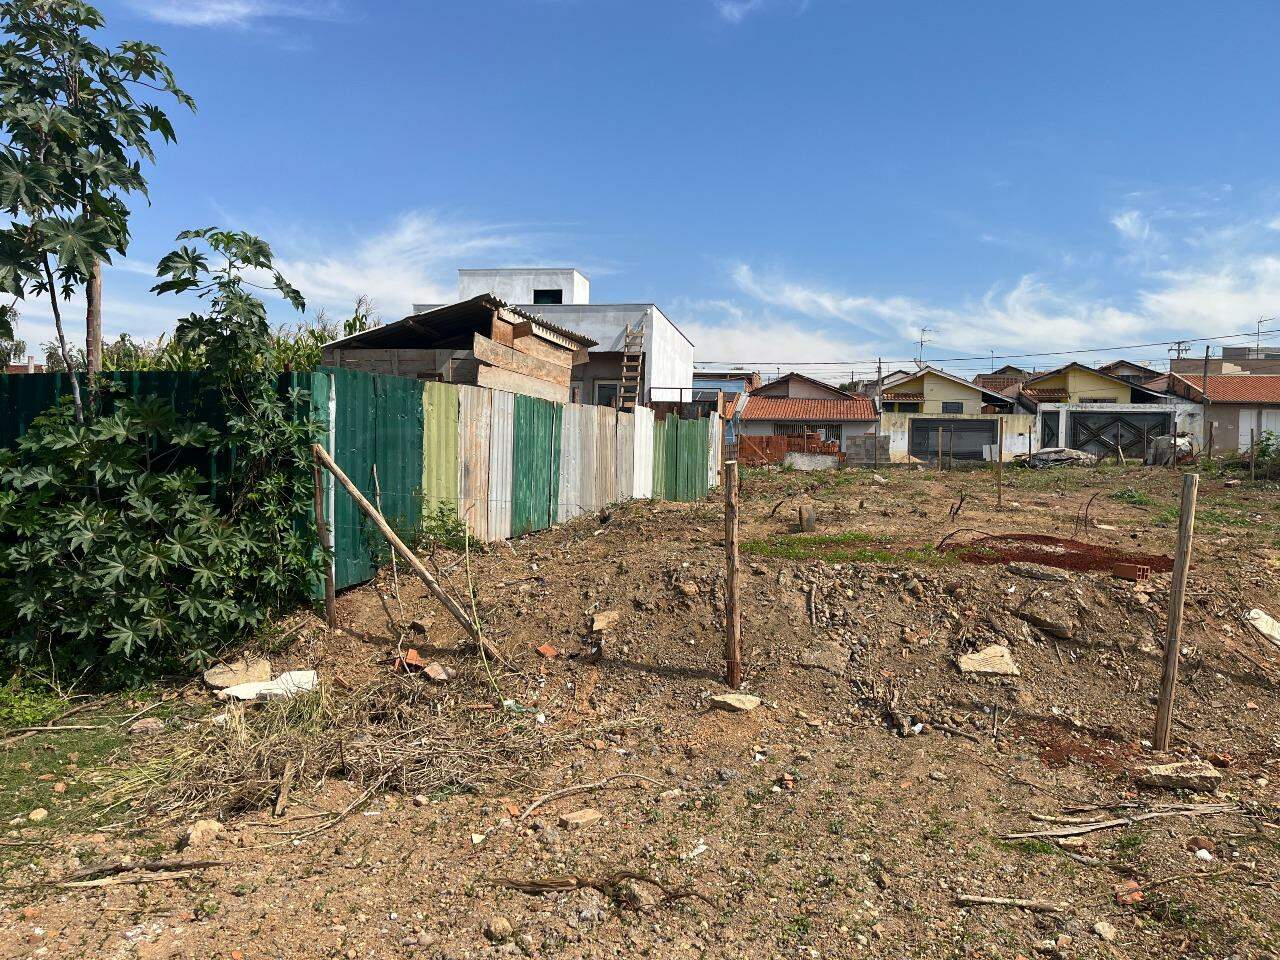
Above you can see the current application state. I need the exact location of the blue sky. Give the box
[13,0,1280,379]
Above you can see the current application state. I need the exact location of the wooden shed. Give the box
[320,294,595,403]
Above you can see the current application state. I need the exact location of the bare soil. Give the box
[3,463,1280,960]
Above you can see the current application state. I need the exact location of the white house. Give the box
[415,268,694,408]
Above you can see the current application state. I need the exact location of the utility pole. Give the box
[1202,346,1212,460]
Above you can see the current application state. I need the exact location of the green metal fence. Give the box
[2,367,716,594]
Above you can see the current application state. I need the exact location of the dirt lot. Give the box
[3,462,1280,959]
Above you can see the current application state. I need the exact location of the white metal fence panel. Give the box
[632,405,654,499]
[558,403,584,521]
[487,390,514,541]
[708,412,722,488]
[615,411,635,503]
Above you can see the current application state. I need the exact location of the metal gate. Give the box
[1068,410,1172,459]
[909,418,996,461]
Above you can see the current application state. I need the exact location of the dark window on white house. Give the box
[941,401,964,414]
[533,289,563,304]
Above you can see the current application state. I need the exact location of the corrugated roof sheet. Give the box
[1020,387,1070,402]
[740,396,877,422]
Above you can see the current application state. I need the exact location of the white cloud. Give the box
[1110,209,1151,243]
[712,0,763,24]
[273,211,539,319]
[125,0,341,27]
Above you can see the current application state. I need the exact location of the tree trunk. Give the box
[86,259,102,380]
[42,255,83,423]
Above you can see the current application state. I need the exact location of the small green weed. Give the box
[998,838,1061,857]
[0,676,65,730]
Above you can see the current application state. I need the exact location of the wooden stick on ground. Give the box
[519,773,664,821]
[1003,803,1236,840]
[312,444,487,654]
[956,894,1065,913]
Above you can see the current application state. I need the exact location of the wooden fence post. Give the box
[995,419,1004,509]
[1154,473,1199,752]
[1251,428,1257,482]
[798,505,816,532]
[936,426,944,473]
[724,459,743,690]
[312,451,337,630]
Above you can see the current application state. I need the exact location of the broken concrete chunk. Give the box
[128,717,166,738]
[216,670,318,703]
[591,610,620,633]
[1135,760,1223,792]
[423,662,454,682]
[558,808,603,830]
[1016,610,1075,640]
[708,693,761,713]
[1007,563,1071,583]
[1246,609,1280,649]
[796,641,849,676]
[202,657,271,690]
[957,644,1020,677]
[180,819,223,850]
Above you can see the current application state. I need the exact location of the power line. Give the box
[693,323,1280,368]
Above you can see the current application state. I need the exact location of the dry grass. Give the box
[102,665,575,824]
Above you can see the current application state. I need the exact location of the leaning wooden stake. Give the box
[312,444,484,649]
[724,459,743,690]
[995,419,1004,509]
[1154,473,1199,751]
[312,451,337,629]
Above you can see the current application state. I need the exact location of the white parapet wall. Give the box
[880,412,1038,463]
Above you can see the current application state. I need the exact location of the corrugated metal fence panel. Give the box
[594,406,618,507]
[422,381,459,517]
[548,402,563,524]
[457,385,492,541]
[708,412,722,488]
[487,390,514,541]
[615,411,635,503]
[651,416,667,501]
[511,394,561,537]
[377,374,425,541]
[329,367,378,588]
[578,403,598,514]
[632,406,654,499]
[558,403,582,522]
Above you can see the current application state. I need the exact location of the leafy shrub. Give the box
[0,229,321,682]
[418,502,470,553]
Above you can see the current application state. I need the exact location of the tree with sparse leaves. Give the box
[0,0,192,419]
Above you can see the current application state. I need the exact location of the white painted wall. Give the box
[457,268,589,304]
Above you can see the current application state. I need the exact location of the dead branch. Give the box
[497,870,712,907]
[955,894,1065,913]
[520,774,664,821]
[1004,803,1238,840]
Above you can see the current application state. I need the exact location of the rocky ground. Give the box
[2,462,1280,959]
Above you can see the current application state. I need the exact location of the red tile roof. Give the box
[1019,387,1070,402]
[883,391,924,401]
[740,395,877,422]
[973,374,1024,393]
[1158,374,1280,404]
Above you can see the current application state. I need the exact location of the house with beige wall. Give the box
[878,366,1034,462]
[1014,363,1199,459]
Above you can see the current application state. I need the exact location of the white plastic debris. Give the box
[216,669,318,702]
[1246,609,1280,649]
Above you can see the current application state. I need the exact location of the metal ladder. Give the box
[619,321,644,410]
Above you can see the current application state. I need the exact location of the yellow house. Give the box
[1019,363,1134,405]
[881,367,1018,414]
